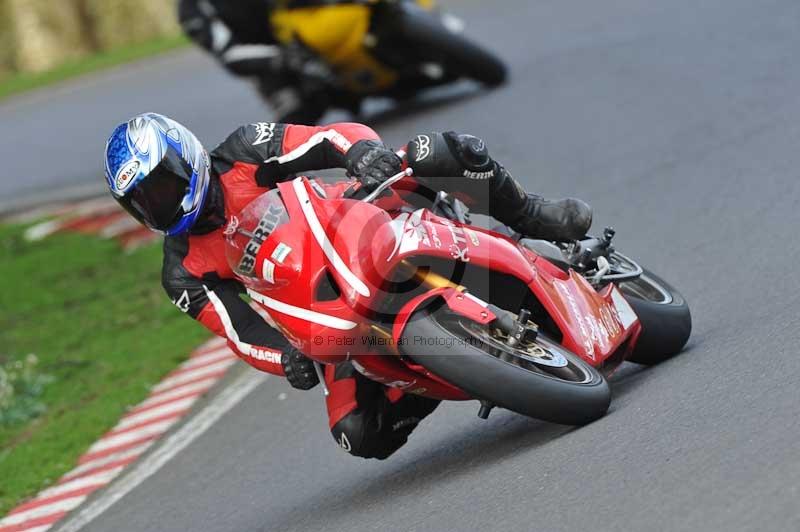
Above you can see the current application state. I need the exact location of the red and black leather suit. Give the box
[162,121,440,459]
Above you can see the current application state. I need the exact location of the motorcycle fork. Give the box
[367,261,465,353]
[396,260,502,420]
[398,259,465,291]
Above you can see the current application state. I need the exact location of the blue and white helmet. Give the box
[104,113,211,235]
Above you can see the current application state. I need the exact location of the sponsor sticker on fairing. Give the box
[271,243,292,264]
[387,209,430,260]
[610,286,638,329]
[261,259,276,284]
[237,204,286,275]
[442,220,470,262]
[115,160,141,192]
[464,228,481,247]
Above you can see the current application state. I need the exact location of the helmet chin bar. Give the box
[189,177,226,235]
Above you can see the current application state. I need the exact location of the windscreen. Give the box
[224,189,290,283]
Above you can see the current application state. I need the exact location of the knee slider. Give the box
[330,410,405,460]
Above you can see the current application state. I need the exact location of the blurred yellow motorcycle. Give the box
[270,0,506,112]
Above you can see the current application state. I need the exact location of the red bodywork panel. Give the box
[233,177,641,401]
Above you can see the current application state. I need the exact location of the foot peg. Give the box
[477,400,494,419]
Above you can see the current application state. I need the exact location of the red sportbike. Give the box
[225,169,691,425]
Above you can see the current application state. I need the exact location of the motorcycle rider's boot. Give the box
[488,164,593,241]
[506,194,593,242]
[407,131,593,240]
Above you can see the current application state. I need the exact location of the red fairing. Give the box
[527,268,641,364]
[242,179,393,362]
[370,207,639,364]
[231,173,642,405]
[391,288,496,345]
[372,208,537,285]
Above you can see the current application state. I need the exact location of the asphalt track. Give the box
[12,0,800,530]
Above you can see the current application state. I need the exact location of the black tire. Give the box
[618,269,692,365]
[394,4,508,87]
[400,306,610,425]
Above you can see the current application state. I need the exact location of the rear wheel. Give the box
[616,268,692,365]
[400,306,610,425]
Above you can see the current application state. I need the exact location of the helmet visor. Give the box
[118,148,194,232]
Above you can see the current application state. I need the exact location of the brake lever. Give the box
[362,168,414,203]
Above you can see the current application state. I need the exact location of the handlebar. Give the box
[569,228,616,270]
[343,149,412,202]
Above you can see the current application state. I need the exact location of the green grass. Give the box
[0,34,190,102]
[0,225,209,516]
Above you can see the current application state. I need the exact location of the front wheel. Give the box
[400,306,610,425]
[616,267,692,365]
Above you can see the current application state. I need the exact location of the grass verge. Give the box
[0,35,190,102]
[0,224,209,516]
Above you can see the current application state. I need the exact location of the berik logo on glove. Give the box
[414,135,432,161]
[463,169,495,180]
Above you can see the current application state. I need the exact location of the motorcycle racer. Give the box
[103,112,591,459]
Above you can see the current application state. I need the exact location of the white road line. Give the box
[16,525,52,532]
[87,419,176,455]
[57,370,266,532]
[137,378,218,409]
[0,496,86,527]
[37,467,124,501]
[114,396,197,431]
[62,443,152,481]
[151,359,235,393]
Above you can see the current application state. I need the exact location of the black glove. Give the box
[345,140,403,188]
[281,347,320,391]
[407,131,499,180]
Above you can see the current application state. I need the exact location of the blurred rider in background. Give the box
[179,0,334,124]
